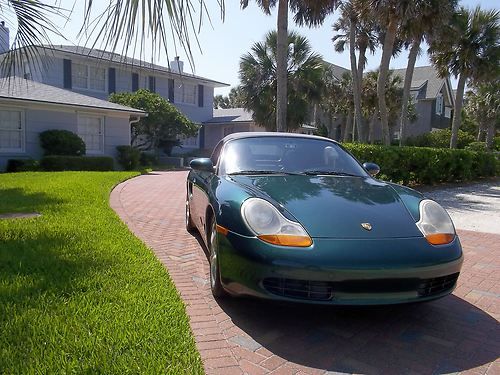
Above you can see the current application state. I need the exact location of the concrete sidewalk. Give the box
[110,172,500,375]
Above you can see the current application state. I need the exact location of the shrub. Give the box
[40,156,114,171]
[406,129,475,149]
[6,159,39,172]
[343,143,497,185]
[140,152,159,167]
[40,130,86,156]
[116,145,141,170]
[465,142,488,152]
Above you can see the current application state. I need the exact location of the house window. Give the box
[72,63,106,91]
[175,82,197,105]
[78,115,104,153]
[444,107,451,118]
[436,94,444,115]
[0,109,24,152]
[410,91,418,102]
[182,135,198,147]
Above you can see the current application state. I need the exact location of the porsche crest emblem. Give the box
[361,223,372,231]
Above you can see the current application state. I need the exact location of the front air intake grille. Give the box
[418,273,460,297]
[262,278,334,301]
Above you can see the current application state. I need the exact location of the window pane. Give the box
[78,116,103,152]
[73,63,88,89]
[0,110,23,150]
[89,66,106,91]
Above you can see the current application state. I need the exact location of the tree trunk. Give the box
[369,112,376,144]
[349,18,363,143]
[450,74,466,148]
[357,44,367,142]
[339,115,347,140]
[477,123,486,141]
[343,112,353,142]
[377,17,398,145]
[486,121,495,150]
[276,0,288,132]
[399,39,420,146]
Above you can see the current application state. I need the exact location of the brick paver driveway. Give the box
[111,171,499,375]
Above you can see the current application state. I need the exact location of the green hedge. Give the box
[6,159,39,173]
[343,143,497,185]
[40,156,114,171]
[116,145,141,170]
[39,129,86,156]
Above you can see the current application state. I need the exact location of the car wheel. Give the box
[186,197,195,232]
[208,217,227,298]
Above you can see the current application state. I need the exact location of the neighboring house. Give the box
[392,66,454,139]
[202,108,262,150]
[0,77,145,170]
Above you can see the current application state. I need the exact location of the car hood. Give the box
[229,175,423,239]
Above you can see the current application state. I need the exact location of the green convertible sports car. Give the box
[186,132,463,305]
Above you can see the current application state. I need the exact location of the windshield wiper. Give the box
[302,170,361,177]
[228,170,303,176]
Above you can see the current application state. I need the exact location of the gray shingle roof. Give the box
[0,77,146,115]
[392,66,446,99]
[324,61,350,80]
[37,45,229,87]
[204,108,254,124]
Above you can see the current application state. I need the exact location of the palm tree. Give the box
[430,6,500,148]
[332,0,377,142]
[1,1,225,76]
[0,1,69,76]
[241,1,339,132]
[322,70,354,141]
[398,0,457,145]
[239,31,325,131]
[371,0,412,145]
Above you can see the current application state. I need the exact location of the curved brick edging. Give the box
[110,171,500,375]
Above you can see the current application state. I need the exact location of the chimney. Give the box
[169,56,184,73]
[0,21,9,54]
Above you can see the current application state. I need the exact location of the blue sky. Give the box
[5,0,499,95]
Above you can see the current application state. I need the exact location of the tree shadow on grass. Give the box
[0,233,107,308]
[0,188,64,215]
[218,293,498,374]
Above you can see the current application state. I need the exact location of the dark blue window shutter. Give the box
[148,76,156,92]
[199,125,205,149]
[198,85,204,107]
[108,68,116,94]
[132,73,139,92]
[168,79,174,103]
[63,59,72,89]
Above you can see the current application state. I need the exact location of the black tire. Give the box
[208,217,227,298]
[185,196,196,232]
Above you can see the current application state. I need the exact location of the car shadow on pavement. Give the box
[217,294,499,374]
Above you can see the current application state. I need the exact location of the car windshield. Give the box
[218,137,368,177]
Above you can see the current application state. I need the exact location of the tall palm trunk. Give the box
[349,18,364,143]
[368,112,377,144]
[399,39,420,146]
[276,0,288,132]
[343,112,353,142]
[357,43,367,142]
[450,73,466,148]
[377,17,398,145]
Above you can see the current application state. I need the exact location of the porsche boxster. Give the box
[186,133,463,305]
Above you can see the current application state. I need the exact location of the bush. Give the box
[116,145,141,170]
[140,152,159,167]
[6,159,39,172]
[465,142,488,152]
[40,130,86,156]
[40,156,114,171]
[343,143,497,185]
[406,129,475,149]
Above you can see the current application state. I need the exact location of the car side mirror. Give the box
[190,158,214,173]
[363,162,380,176]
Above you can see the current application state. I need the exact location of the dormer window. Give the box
[72,63,106,92]
[436,93,444,115]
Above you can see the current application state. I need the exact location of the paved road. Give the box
[420,180,500,235]
[110,172,500,375]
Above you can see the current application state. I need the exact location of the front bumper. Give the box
[217,231,463,305]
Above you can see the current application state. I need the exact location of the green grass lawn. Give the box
[0,172,203,374]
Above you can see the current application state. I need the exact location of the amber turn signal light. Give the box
[425,233,455,245]
[257,234,312,247]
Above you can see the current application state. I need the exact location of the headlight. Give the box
[241,198,312,247]
[416,199,455,245]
